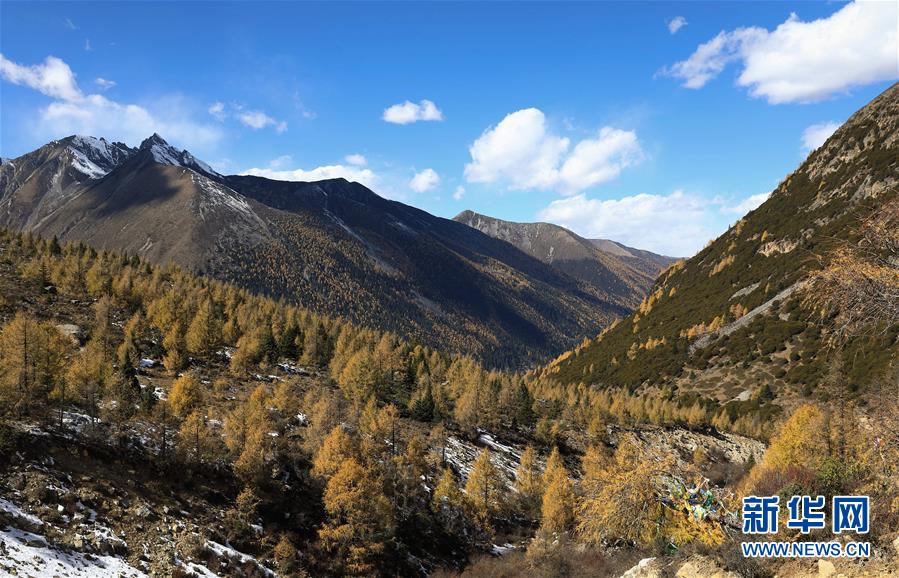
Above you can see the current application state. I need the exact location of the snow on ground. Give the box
[0,526,147,578]
[0,498,44,527]
[62,410,94,434]
[490,543,516,556]
[442,430,522,488]
[205,540,277,577]
[177,558,221,578]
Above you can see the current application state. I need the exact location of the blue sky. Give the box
[1,1,896,256]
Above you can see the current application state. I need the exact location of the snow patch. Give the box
[0,526,147,578]
[0,498,44,527]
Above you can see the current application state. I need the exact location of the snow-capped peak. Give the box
[65,135,135,180]
[138,134,220,178]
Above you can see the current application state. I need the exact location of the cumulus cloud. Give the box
[0,54,83,101]
[668,16,687,34]
[0,54,223,151]
[94,77,116,90]
[383,99,443,124]
[345,153,367,166]
[663,1,898,103]
[453,186,465,201]
[238,110,287,133]
[801,121,841,152]
[241,161,379,190]
[409,168,440,192]
[538,190,720,257]
[720,192,770,215]
[464,108,642,195]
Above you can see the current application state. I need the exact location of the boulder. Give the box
[675,555,739,578]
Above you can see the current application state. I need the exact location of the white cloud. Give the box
[0,54,223,152]
[0,54,83,102]
[208,101,226,121]
[345,153,367,166]
[464,108,642,195]
[94,77,116,90]
[241,162,379,190]
[207,102,285,132]
[63,18,77,30]
[663,1,898,103]
[409,168,440,192]
[538,190,719,257]
[453,186,465,201]
[668,16,687,34]
[558,127,644,195]
[720,192,770,215]
[382,99,443,124]
[801,121,840,152]
[238,110,287,133]
[267,154,293,170]
[40,94,223,150]
[84,39,92,52]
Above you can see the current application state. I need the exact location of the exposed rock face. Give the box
[608,425,766,467]
[619,557,662,578]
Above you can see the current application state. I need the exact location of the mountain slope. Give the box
[0,136,646,367]
[2,135,271,274]
[540,82,899,408]
[453,210,675,309]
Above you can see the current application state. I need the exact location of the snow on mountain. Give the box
[66,135,135,179]
[139,134,220,177]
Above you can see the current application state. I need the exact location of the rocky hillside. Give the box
[0,135,651,368]
[453,210,674,310]
[541,83,899,414]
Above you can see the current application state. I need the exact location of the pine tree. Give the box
[168,372,203,417]
[178,410,220,466]
[514,445,543,518]
[234,425,268,486]
[0,313,67,417]
[185,298,221,358]
[312,425,357,480]
[395,434,429,517]
[66,341,113,424]
[319,458,394,576]
[338,348,381,402]
[577,440,669,546]
[464,449,507,535]
[431,467,470,537]
[162,322,187,373]
[539,454,575,535]
[103,356,141,423]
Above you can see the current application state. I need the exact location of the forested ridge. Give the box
[0,135,648,370]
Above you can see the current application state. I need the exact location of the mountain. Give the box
[540,82,899,414]
[0,134,270,272]
[0,135,650,367]
[453,210,674,309]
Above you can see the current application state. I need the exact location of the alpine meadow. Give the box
[0,1,897,577]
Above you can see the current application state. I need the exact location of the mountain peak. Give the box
[139,133,169,149]
[64,135,136,179]
[137,133,219,177]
